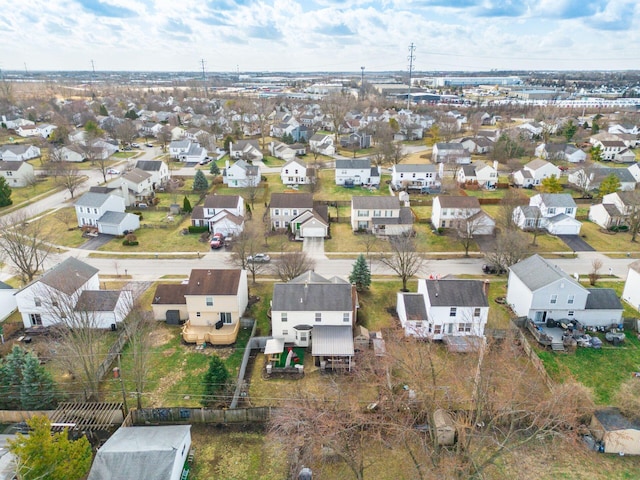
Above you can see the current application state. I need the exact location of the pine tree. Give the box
[209,162,220,176]
[0,176,12,207]
[202,356,230,407]
[99,104,108,116]
[183,196,192,213]
[124,109,139,120]
[193,170,209,191]
[349,254,371,291]
[20,354,56,410]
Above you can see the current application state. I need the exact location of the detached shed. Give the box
[590,408,640,455]
[433,409,456,446]
[353,325,370,350]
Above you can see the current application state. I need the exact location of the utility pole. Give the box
[113,354,129,416]
[201,59,208,97]
[360,66,365,101]
[407,43,416,110]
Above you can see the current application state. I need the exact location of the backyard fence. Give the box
[94,329,131,388]
[0,410,55,423]
[124,406,274,426]
[511,320,555,391]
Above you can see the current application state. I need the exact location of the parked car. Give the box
[247,253,271,263]
[482,264,506,275]
[199,157,212,165]
[145,142,153,147]
[106,168,120,175]
[210,232,224,249]
[131,142,140,148]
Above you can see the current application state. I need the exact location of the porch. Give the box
[181,320,240,346]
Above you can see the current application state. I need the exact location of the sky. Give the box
[1,0,639,73]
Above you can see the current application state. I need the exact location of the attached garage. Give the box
[546,214,582,235]
[98,211,140,236]
[298,216,328,238]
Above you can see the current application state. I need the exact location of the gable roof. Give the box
[75,192,113,208]
[152,284,188,305]
[509,254,583,292]
[436,196,480,209]
[525,158,554,171]
[269,192,313,209]
[36,257,99,295]
[272,272,353,311]
[0,161,28,171]
[75,290,123,312]
[586,167,636,184]
[423,279,488,307]
[335,158,372,170]
[537,193,577,209]
[185,269,242,296]
[352,196,399,210]
[393,163,437,173]
[135,160,164,171]
[203,194,241,209]
[629,259,640,274]
[401,293,427,320]
[585,288,623,310]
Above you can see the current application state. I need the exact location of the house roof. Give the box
[536,193,577,209]
[593,408,640,432]
[435,142,465,150]
[269,192,313,209]
[75,192,113,208]
[586,167,636,184]
[75,290,123,312]
[629,259,640,274]
[423,279,489,307]
[0,161,26,171]
[460,165,476,176]
[0,144,35,154]
[203,194,241,209]
[518,205,541,218]
[37,257,99,295]
[87,426,191,480]
[185,269,242,296]
[272,273,353,311]
[335,158,371,170]
[401,293,427,320]
[436,196,480,209]
[525,158,553,171]
[585,288,623,310]
[0,280,14,289]
[311,326,354,356]
[170,139,191,149]
[509,254,582,292]
[98,211,130,225]
[352,196,399,210]
[152,283,188,305]
[135,160,164,171]
[393,163,437,173]
[372,207,414,225]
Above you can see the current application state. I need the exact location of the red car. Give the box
[210,233,224,249]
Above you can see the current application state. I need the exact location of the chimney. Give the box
[493,160,498,171]
[483,279,490,298]
[225,159,230,170]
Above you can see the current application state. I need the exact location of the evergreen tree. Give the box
[223,135,234,152]
[8,416,93,480]
[349,254,371,291]
[99,104,108,116]
[0,176,12,207]
[183,196,192,213]
[193,170,209,191]
[209,161,220,176]
[124,109,139,120]
[20,354,56,410]
[201,356,230,407]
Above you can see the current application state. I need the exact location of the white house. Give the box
[0,144,41,162]
[622,260,640,312]
[178,143,207,163]
[169,140,192,158]
[269,192,328,238]
[628,163,640,183]
[588,191,639,229]
[88,425,191,480]
[513,193,581,235]
[456,161,498,189]
[270,271,357,371]
[108,168,154,207]
[269,141,296,162]
[431,196,495,234]
[15,124,40,138]
[222,159,260,188]
[0,281,18,322]
[535,143,586,163]
[57,145,85,163]
[593,139,628,161]
[432,143,471,164]
[0,161,35,187]
[190,194,245,236]
[280,158,315,186]
[396,279,489,343]
[15,257,99,328]
[391,164,439,191]
[506,254,623,327]
[351,196,414,236]
[335,158,380,187]
[135,160,170,188]
[229,140,263,162]
[568,167,637,192]
[513,159,561,188]
[74,289,134,328]
[75,192,140,235]
[308,133,335,156]
[609,123,639,136]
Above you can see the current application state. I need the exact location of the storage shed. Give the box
[590,408,640,455]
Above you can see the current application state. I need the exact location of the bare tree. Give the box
[359,234,379,271]
[452,209,487,257]
[379,234,424,291]
[158,125,172,152]
[438,116,459,142]
[589,258,603,286]
[54,208,77,231]
[625,191,640,243]
[254,97,274,151]
[274,250,316,282]
[497,188,528,231]
[0,213,53,283]
[390,141,408,165]
[57,162,83,199]
[483,229,529,273]
[227,225,269,284]
[121,303,153,409]
[115,119,138,147]
[244,171,261,212]
[322,91,354,143]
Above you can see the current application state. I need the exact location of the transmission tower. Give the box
[200,59,208,96]
[407,43,416,110]
[360,66,365,101]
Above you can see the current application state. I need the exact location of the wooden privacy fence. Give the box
[125,407,274,426]
[95,329,131,386]
[0,410,55,423]
[511,320,555,391]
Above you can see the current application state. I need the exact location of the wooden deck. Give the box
[181,321,240,345]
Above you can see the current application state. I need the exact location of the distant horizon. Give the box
[2,1,638,73]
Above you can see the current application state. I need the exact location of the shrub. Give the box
[122,240,139,246]
[188,225,209,234]
[133,212,143,220]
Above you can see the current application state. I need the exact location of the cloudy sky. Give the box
[1,0,639,72]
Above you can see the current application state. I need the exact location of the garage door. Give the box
[302,227,325,238]
[549,223,580,235]
[99,224,119,235]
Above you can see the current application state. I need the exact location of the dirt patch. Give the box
[162,347,176,357]
[149,329,174,348]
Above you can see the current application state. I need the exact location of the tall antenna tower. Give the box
[90,59,96,90]
[200,59,208,96]
[360,66,365,101]
[407,43,416,110]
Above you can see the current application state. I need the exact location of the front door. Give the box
[296,330,310,347]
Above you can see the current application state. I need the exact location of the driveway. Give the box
[78,234,114,250]
[474,235,497,253]
[302,237,326,259]
[557,235,595,252]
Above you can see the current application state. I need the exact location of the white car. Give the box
[247,253,271,263]
[106,168,120,175]
[131,142,140,148]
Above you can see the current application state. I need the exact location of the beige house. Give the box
[152,269,248,345]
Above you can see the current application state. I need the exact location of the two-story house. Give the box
[169,140,192,159]
[456,161,498,189]
[270,271,357,371]
[190,194,245,236]
[335,158,380,187]
[513,159,561,188]
[396,279,489,348]
[175,269,249,345]
[351,196,413,236]
[506,254,623,327]
[269,193,328,238]
[0,161,35,187]
[108,168,154,207]
[308,133,335,156]
[269,141,297,162]
[534,143,586,163]
[432,143,471,164]
[591,139,633,162]
[589,191,640,229]
[431,196,495,234]
[229,140,263,162]
[391,164,439,191]
[513,193,581,235]
[135,160,170,188]
[223,159,260,188]
[567,167,636,193]
[0,144,41,162]
[280,158,315,186]
[74,192,140,235]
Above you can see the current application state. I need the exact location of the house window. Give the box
[282,329,288,336]
[34,298,41,307]
[473,308,481,317]
[373,210,381,217]
[568,311,575,317]
[274,209,280,215]
[458,323,472,333]
[220,312,232,324]
[449,307,457,317]
[281,313,287,322]
[415,321,422,328]
[292,209,298,216]
[79,207,84,213]
[315,313,322,322]
[400,173,404,178]
[285,169,288,174]
[93,208,98,214]
[358,210,369,217]
[206,297,213,306]
[548,207,556,215]
[567,295,574,305]
[196,312,201,317]
[412,173,416,178]
[343,313,350,323]
[274,221,280,228]
[29,314,42,326]
[550,295,557,304]
[283,209,289,216]
[434,325,442,335]
[566,208,574,215]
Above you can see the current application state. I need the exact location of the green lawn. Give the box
[3,177,63,208]
[580,221,640,252]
